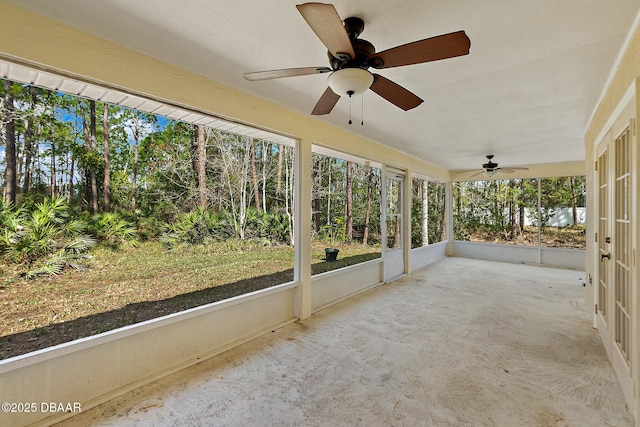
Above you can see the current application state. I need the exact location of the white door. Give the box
[384,171,405,281]
[595,99,636,411]
[596,139,612,356]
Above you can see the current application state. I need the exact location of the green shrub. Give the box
[244,208,291,245]
[0,196,95,278]
[87,212,138,246]
[160,208,233,248]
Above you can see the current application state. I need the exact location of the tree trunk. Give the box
[16,128,24,191]
[326,161,332,227]
[131,111,140,210]
[509,180,516,239]
[313,156,322,233]
[50,126,56,197]
[83,100,99,213]
[363,164,372,245]
[69,126,77,199]
[49,100,57,197]
[250,138,261,212]
[197,124,207,209]
[2,80,17,204]
[345,161,353,242]
[102,105,111,211]
[22,87,37,193]
[519,179,526,230]
[275,145,283,207]
[284,146,294,244]
[261,141,267,212]
[422,180,429,245]
[439,184,446,241]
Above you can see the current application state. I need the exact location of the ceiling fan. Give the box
[460,155,529,178]
[244,3,471,116]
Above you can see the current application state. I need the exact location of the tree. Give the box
[78,98,99,213]
[362,164,373,245]
[2,80,17,204]
[312,155,323,233]
[219,134,253,239]
[196,124,206,209]
[260,141,268,212]
[131,110,140,210]
[421,180,429,246]
[569,176,578,224]
[103,104,111,211]
[345,160,353,242]
[22,86,38,194]
[250,138,261,211]
[275,145,283,208]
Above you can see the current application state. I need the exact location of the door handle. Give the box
[601,253,611,261]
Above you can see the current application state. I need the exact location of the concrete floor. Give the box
[56,257,634,426]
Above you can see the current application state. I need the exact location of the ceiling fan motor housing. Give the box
[482,160,498,170]
[328,17,377,70]
[482,155,498,170]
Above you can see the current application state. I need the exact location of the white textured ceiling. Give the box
[11,0,640,171]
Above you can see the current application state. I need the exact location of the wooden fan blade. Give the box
[244,67,332,81]
[500,167,530,173]
[296,3,355,61]
[469,170,485,177]
[369,30,470,69]
[370,74,423,111]
[312,87,341,115]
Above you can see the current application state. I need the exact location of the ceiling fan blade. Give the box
[469,170,485,177]
[500,167,529,173]
[296,3,355,61]
[244,66,332,81]
[369,30,470,69]
[312,87,341,115]
[370,74,423,111]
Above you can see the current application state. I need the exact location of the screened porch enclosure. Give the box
[2,0,640,423]
[0,59,586,427]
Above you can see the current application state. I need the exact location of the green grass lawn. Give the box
[0,240,380,359]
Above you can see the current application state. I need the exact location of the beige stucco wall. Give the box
[584,22,640,316]
[583,16,640,417]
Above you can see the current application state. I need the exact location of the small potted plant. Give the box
[325,247,339,262]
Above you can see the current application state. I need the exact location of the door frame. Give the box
[594,91,636,414]
[595,134,613,357]
[383,166,406,282]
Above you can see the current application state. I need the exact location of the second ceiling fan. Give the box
[244,2,471,116]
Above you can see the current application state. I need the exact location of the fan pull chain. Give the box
[361,93,364,126]
[347,90,354,125]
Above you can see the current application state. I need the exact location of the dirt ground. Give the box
[54,257,632,427]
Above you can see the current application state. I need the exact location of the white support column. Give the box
[381,165,389,260]
[403,169,412,274]
[537,177,542,265]
[294,139,313,320]
[445,180,454,255]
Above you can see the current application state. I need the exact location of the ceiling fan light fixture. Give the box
[484,170,498,177]
[328,68,374,96]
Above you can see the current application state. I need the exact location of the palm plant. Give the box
[0,196,96,278]
[88,212,138,246]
